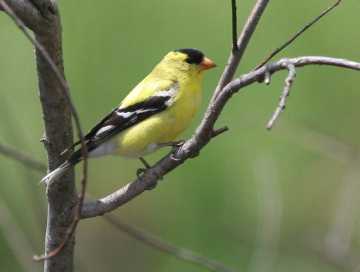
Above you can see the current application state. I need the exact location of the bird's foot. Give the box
[137,157,162,190]
[137,157,150,179]
[136,167,147,178]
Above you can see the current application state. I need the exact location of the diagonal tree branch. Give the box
[255,0,342,69]
[104,214,236,272]
[0,142,46,172]
[81,56,360,219]
[81,0,270,219]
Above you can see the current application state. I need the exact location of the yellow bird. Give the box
[41,48,216,185]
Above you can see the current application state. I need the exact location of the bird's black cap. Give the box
[175,48,204,65]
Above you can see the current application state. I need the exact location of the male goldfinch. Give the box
[41,48,216,185]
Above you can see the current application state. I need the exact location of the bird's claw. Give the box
[136,168,146,178]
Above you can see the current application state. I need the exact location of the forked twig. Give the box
[255,0,342,70]
[266,62,296,129]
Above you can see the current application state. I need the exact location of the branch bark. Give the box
[0,0,43,31]
[33,6,77,272]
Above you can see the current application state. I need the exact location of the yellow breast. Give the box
[116,78,202,158]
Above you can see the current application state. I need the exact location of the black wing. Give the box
[67,95,171,165]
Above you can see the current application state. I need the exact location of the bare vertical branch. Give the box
[231,0,238,50]
[0,0,82,270]
[1,0,89,266]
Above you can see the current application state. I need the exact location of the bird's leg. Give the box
[140,157,151,169]
[137,157,151,177]
[137,157,159,190]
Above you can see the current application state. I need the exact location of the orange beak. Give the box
[200,57,216,70]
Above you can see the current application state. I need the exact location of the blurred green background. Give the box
[0,0,360,271]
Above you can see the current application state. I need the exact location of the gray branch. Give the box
[81,56,360,219]
[266,62,296,129]
[32,8,77,272]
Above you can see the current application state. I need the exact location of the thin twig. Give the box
[0,0,88,261]
[81,56,360,219]
[231,0,238,51]
[212,126,229,138]
[266,62,296,130]
[0,143,46,172]
[255,0,342,70]
[103,214,236,272]
[213,0,270,100]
